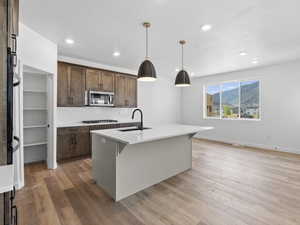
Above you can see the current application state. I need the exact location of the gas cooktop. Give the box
[81,120,118,124]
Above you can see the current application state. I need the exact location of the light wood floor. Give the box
[16,139,300,225]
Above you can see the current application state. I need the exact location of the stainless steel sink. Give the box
[118,127,151,132]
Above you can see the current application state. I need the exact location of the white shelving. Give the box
[23,71,48,163]
[23,108,47,111]
[24,90,47,93]
[24,142,47,147]
[24,124,48,129]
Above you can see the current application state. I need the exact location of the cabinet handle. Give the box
[13,136,20,152]
[10,187,16,201]
[70,136,74,145]
[12,205,17,225]
[11,34,17,67]
[11,34,17,54]
[13,77,20,87]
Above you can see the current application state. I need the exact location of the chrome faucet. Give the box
[132,108,143,130]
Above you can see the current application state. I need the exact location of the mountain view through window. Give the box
[205,80,260,119]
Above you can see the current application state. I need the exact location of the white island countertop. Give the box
[91,124,213,145]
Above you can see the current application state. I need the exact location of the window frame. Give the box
[203,79,262,121]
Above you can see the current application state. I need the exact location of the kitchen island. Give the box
[91,124,213,201]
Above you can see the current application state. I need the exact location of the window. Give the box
[221,82,239,118]
[240,80,260,119]
[205,85,220,118]
[204,80,260,120]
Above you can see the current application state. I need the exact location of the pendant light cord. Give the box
[181,43,184,70]
[146,26,149,59]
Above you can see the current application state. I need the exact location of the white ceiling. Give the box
[20,0,300,78]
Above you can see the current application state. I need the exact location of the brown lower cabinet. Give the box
[57,127,90,161]
[57,122,140,161]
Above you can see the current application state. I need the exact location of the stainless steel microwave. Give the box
[85,90,114,106]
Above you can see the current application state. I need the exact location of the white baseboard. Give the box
[196,136,300,155]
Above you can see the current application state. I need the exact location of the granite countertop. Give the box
[0,165,14,194]
[91,124,214,145]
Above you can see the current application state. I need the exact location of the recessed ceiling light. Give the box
[113,51,120,57]
[239,51,247,56]
[65,38,74,45]
[201,24,212,32]
[175,68,180,72]
[252,59,258,64]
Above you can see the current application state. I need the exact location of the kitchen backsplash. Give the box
[56,107,137,124]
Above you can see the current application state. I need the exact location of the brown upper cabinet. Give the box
[115,74,137,108]
[85,69,101,91]
[86,69,114,92]
[126,76,137,107]
[57,62,86,107]
[57,62,137,108]
[101,70,115,92]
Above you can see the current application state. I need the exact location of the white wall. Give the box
[181,59,300,154]
[57,57,181,125]
[138,77,181,124]
[16,23,58,188]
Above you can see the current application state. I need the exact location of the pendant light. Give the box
[138,22,157,81]
[175,40,191,87]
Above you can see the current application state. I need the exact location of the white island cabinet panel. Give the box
[91,124,213,201]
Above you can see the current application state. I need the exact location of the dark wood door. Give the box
[1,2,18,222]
[75,127,90,156]
[101,70,114,92]
[0,0,8,165]
[86,69,101,91]
[63,133,80,159]
[69,65,86,106]
[57,127,90,161]
[126,76,137,107]
[57,62,69,106]
[115,74,137,107]
[62,133,76,160]
[57,128,74,160]
[57,63,86,107]
[114,74,127,107]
